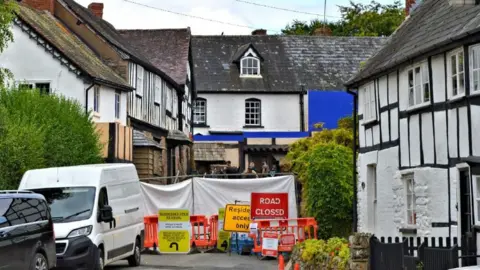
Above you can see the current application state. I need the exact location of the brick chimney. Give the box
[21,0,55,14]
[313,27,332,36]
[252,29,267,36]
[88,2,104,18]
[405,0,415,16]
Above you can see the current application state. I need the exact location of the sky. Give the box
[75,0,398,35]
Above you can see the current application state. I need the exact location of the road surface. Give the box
[106,253,278,270]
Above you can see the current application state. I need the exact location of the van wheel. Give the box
[127,238,141,267]
[30,253,48,270]
[95,248,104,270]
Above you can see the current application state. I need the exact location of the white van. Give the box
[18,164,145,270]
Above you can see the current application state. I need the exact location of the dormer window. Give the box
[241,57,260,76]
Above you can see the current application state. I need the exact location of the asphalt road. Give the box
[106,253,278,270]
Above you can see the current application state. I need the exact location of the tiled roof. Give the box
[118,29,191,86]
[16,4,131,90]
[346,0,480,86]
[167,130,191,143]
[191,35,385,92]
[133,130,163,149]
[194,143,225,161]
[59,0,181,90]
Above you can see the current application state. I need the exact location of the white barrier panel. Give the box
[141,180,194,215]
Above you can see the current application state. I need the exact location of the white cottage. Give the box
[345,0,480,264]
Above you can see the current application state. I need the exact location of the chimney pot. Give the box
[252,29,267,36]
[21,0,55,14]
[88,2,104,18]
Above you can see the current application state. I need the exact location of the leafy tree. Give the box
[0,87,104,189]
[0,0,18,85]
[282,0,405,37]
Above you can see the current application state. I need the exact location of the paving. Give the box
[106,253,278,270]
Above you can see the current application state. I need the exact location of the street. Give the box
[106,253,278,270]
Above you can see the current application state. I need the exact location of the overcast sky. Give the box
[76,0,398,35]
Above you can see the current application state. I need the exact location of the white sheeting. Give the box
[140,175,297,218]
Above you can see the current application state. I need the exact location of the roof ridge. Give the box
[192,35,386,39]
[118,28,189,32]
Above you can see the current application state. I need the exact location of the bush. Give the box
[291,238,350,270]
[0,87,103,189]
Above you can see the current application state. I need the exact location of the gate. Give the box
[370,237,407,270]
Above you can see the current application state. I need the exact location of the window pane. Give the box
[408,70,414,88]
[459,73,465,94]
[423,83,430,102]
[415,85,421,105]
[451,55,457,75]
[453,75,458,96]
[409,88,414,107]
[474,49,478,70]
[474,70,479,91]
[414,67,421,87]
[477,201,480,222]
[459,52,464,73]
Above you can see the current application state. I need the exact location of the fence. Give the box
[370,236,459,270]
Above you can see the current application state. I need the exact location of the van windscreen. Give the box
[31,187,96,223]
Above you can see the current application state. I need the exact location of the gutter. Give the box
[346,88,358,233]
[299,85,306,132]
[85,83,95,114]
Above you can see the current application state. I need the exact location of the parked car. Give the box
[0,190,56,270]
[18,164,145,270]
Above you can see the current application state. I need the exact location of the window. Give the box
[241,57,260,76]
[245,98,261,126]
[474,176,480,224]
[448,49,465,98]
[115,91,121,119]
[36,83,50,94]
[367,165,377,232]
[363,83,376,122]
[403,174,416,225]
[193,98,206,125]
[470,45,480,93]
[93,86,100,113]
[136,65,144,96]
[0,198,49,228]
[407,62,430,107]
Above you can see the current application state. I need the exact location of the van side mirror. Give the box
[99,205,113,223]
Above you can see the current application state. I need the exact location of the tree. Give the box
[0,0,18,85]
[0,87,104,189]
[282,0,405,37]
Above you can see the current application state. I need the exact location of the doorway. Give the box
[459,168,477,266]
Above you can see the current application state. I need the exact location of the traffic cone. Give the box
[294,262,300,270]
[278,254,284,270]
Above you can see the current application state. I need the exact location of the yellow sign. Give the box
[158,230,190,253]
[158,209,190,222]
[217,230,230,251]
[158,209,190,254]
[223,204,251,232]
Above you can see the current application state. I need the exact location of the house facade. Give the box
[19,0,193,179]
[0,3,133,162]
[345,0,480,264]
[191,31,384,173]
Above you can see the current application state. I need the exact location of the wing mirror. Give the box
[99,205,113,223]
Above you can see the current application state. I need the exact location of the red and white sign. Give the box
[250,192,288,220]
[261,232,279,257]
[279,233,296,246]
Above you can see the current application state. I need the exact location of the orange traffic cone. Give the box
[294,262,300,270]
[278,254,285,270]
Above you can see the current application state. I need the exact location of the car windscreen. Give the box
[31,187,96,223]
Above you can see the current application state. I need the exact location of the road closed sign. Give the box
[251,192,288,220]
[158,209,190,254]
[223,204,251,233]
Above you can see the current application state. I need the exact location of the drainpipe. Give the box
[85,83,95,114]
[299,85,306,132]
[347,88,358,233]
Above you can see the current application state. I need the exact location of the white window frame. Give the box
[406,61,430,109]
[403,173,416,226]
[362,83,377,123]
[16,81,51,94]
[245,98,261,126]
[193,98,206,125]
[447,48,465,99]
[93,86,100,113]
[114,91,121,119]
[470,45,480,94]
[136,65,144,96]
[240,57,260,77]
[473,175,480,226]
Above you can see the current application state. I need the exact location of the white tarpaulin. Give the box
[141,180,194,215]
[140,175,297,218]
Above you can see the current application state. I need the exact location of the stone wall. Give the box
[349,233,372,270]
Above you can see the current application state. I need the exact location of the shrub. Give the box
[292,238,350,270]
[0,87,103,189]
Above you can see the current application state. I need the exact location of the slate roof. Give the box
[59,0,181,90]
[346,0,480,87]
[16,4,131,91]
[118,29,191,86]
[194,143,225,161]
[167,130,192,144]
[191,35,385,92]
[133,130,164,149]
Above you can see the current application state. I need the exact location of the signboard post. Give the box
[158,209,190,254]
[216,208,230,252]
[250,193,289,220]
[223,204,251,233]
[261,232,279,258]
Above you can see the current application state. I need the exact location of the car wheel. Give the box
[30,253,48,270]
[127,238,141,267]
[95,247,104,270]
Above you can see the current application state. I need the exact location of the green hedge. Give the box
[291,238,350,270]
[0,87,103,189]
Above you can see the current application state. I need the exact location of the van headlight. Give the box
[67,226,92,238]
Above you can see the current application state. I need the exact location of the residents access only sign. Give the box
[158,209,190,254]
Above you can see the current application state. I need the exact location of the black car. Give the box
[0,190,56,270]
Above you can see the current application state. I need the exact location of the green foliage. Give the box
[292,238,350,270]
[0,0,18,86]
[282,0,405,37]
[0,87,103,189]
